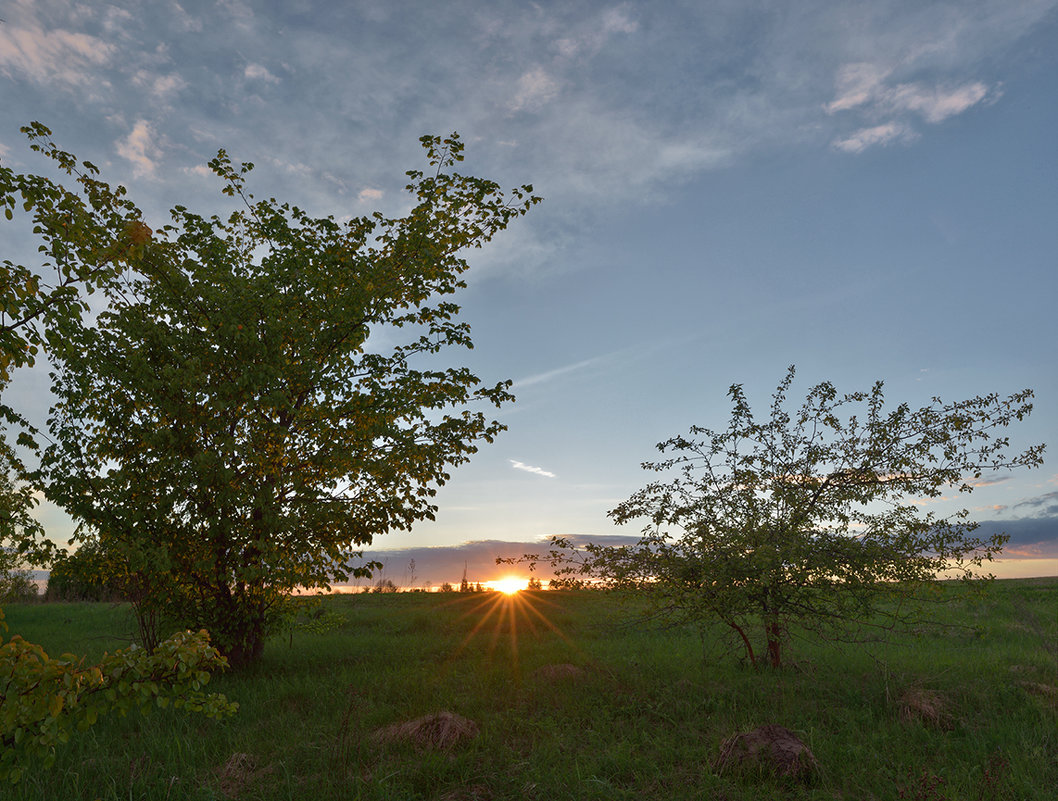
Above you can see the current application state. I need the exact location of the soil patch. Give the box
[373,711,479,750]
[714,724,818,781]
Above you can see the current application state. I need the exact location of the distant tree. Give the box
[518,368,1043,668]
[439,582,454,593]
[35,130,537,667]
[43,540,126,602]
[0,546,36,603]
[526,576,543,591]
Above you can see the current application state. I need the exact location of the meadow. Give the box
[2,578,1056,800]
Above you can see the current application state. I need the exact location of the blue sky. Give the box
[2,0,1055,584]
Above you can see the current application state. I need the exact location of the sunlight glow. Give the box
[491,576,528,595]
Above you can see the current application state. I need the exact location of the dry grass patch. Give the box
[214,752,274,799]
[713,724,819,782]
[531,663,584,681]
[373,711,479,751]
[898,687,955,730]
[1018,681,1058,708]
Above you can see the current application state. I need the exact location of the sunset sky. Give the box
[2,0,1055,586]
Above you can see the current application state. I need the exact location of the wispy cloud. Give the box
[116,120,162,178]
[508,67,560,112]
[244,63,279,84]
[513,355,609,389]
[0,15,114,88]
[510,460,556,478]
[825,57,1000,152]
[833,122,914,153]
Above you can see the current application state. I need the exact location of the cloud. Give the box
[345,534,640,587]
[132,70,187,102]
[513,355,609,389]
[357,187,384,203]
[244,63,279,83]
[1014,490,1058,517]
[116,120,162,178]
[508,67,560,112]
[832,122,914,153]
[555,4,638,58]
[973,516,1058,558]
[825,60,998,152]
[825,63,891,113]
[510,460,556,478]
[0,17,114,88]
[967,475,1012,488]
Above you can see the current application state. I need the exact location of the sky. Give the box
[1,0,1056,586]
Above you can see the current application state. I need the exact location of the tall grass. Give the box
[3,578,1055,800]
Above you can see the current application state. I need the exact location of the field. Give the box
[2,578,1056,800]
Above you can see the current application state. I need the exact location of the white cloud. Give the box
[116,120,162,178]
[0,19,114,88]
[508,67,560,112]
[152,73,187,99]
[824,63,891,114]
[885,81,992,123]
[510,460,556,478]
[832,122,913,153]
[825,63,997,152]
[357,187,384,203]
[171,2,204,33]
[555,4,638,58]
[514,355,608,389]
[244,63,279,83]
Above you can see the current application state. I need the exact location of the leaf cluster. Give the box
[0,608,235,783]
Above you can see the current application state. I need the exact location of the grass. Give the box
[2,578,1056,800]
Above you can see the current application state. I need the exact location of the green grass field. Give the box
[2,578,1056,800]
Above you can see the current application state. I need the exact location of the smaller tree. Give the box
[0,611,235,783]
[516,368,1043,668]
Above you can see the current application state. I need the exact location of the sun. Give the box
[492,576,527,595]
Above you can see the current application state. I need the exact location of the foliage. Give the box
[28,127,537,667]
[1,122,146,566]
[0,124,238,783]
[0,607,235,784]
[275,595,347,648]
[0,547,37,603]
[44,540,128,602]
[515,368,1043,668]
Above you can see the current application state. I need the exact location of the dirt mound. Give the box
[1018,681,1058,708]
[532,663,584,681]
[373,711,479,750]
[898,687,954,729]
[714,724,819,781]
[215,752,274,799]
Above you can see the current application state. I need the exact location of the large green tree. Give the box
[0,124,235,782]
[517,368,1043,669]
[39,132,537,666]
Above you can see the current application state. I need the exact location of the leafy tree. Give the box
[38,131,538,666]
[0,123,235,782]
[0,611,235,783]
[44,540,128,602]
[518,368,1043,668]
[1,121,145,570]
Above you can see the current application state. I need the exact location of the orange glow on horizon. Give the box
[489,576,528,595]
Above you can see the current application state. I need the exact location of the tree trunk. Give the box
[765,619,782,669]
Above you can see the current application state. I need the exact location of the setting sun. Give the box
[491,576,527,595]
